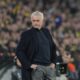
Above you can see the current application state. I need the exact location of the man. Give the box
[16,11,57,80]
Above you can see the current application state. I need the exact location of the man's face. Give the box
[31,16,43,29]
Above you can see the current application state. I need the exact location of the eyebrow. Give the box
[32,20,40,21]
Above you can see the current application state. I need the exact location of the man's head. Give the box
[31,11,44,29]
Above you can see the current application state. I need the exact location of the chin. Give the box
[35,26,40,28]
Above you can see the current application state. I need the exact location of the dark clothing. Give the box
[32,29,51,65]
[16,27,57,80]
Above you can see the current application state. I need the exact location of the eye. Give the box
[32,20,40,22]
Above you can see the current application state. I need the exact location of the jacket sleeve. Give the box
[45,29,57,64]
[16,31,31,69]
[51,39,57,64]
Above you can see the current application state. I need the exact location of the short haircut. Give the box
[31,11,44,20]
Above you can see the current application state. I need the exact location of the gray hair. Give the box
[31,11,44,20]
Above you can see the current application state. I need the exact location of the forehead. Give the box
[31,16,42,20]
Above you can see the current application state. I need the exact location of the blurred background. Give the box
[0,0,80,80]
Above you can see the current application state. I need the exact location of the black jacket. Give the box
[16,27,57,80]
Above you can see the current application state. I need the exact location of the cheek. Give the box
[38,21,43,25]
[32,22,38,26]
[32,22,35,25]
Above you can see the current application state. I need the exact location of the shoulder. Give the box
[42,28,51,35]
[42,27,49,32]
[42,27,49,31]
[21,28,35,37]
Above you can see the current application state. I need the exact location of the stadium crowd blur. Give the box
[0,0,80,79]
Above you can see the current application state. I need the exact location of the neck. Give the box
[37,26,42,30]
[33,26,42,30]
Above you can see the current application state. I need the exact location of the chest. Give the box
[36,31,50,45]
